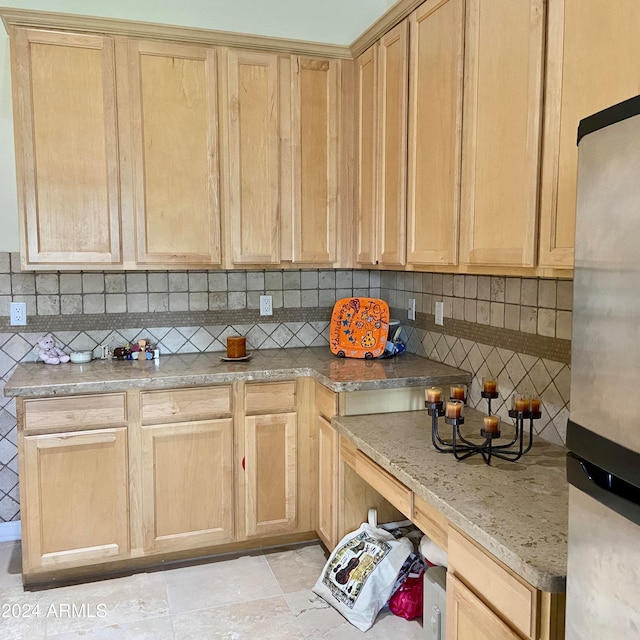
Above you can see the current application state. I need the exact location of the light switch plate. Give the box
[435,301,444,326]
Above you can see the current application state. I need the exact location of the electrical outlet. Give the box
[435,301,444,326]
[10,302,27,326]
[259,295,273,316]
[408,298,416,321]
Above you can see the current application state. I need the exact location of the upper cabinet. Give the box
[406,0,464,267]
[11,29,121,268]
[222,50,281,265]
[356,21,409,267]
[8,21,345,271]
[355,45,378,265]
[127,41,222,266]
[290,57,340,264]
[376,23,409,267]
[458,0,545,268]
[539,0,640,269]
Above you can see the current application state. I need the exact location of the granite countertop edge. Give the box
[332,409,568,593]
[3,348,472,397]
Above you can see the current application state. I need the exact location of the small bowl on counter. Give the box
[70,351,92,364]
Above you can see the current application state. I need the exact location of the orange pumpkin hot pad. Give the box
[330,297,390,359]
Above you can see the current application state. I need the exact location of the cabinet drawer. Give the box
[412,494,448,551]
[244,381,296,414]
[316,383,337,420]
[141,386,231,424]
[354,450,413,519]
[23,394,127,433]
[448,527,538,639]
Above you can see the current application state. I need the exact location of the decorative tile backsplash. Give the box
[0,252,573,523]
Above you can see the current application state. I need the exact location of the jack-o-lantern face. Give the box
[360,331,376,348]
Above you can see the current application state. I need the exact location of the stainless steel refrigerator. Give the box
[566,95,640,639]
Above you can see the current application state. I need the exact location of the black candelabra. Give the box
[426,381,541,465]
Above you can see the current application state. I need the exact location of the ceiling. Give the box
[0,0,398,45]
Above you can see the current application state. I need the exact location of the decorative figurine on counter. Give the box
[113,339,158,360]
[37,333,70,365]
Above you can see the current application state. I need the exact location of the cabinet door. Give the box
[459,0,544,268]
[406,0,464,266]
[140,419,234,551]
[539,0,640,269]
[21,428,129,572]
[356,46,378,265]
[224,50,280,264]
[317,415,339,550]
[291,57,339,264]
[377,21,408,267]
[242,412,297,537]
[128,41,221,266]
[447,573,523,640]
[11,29,121,267]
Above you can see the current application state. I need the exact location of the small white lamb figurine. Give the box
[37,333,70,365]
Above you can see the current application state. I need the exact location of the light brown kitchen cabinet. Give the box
[126,40,222,266]
[316,382,339,550]
[139,386,235,552]
[446,573,523,640]
[406,0,464,266]
[447,526,565,640]
[375,21,408,267]
[241,412,297,537]
[290,56,340,264]
[222,49,281,265]
[317,416,339,548]
[238,381,298,538]
[10,28,121,268]
[356,21,408,267]
[458,0,544,268]
[355,45,378,265]
[539,0,640,269]
[21,427,129,574]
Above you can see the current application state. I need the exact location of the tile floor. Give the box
[0,541,425,639]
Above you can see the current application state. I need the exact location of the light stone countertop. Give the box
[332,407,568,593]
[3,347,471,397]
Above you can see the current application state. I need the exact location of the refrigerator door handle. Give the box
[567,452,640,527]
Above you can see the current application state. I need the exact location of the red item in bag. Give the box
[388,571,424,620]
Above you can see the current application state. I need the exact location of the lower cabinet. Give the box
[21,427,130,574]
[447,573,522,640]
[17,380,308,585]
[317,415,339,549]
[240,412,298,537]
[238,380,299,538]
[447,526,565,640]
[140,418,235,551]
[316,382,339,549]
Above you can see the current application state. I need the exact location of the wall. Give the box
[0,253,572,523]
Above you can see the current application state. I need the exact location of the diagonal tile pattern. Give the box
[402,326,570,445]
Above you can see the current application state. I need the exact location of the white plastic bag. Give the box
[313,509,413,632]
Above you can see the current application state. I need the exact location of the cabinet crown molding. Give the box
[0,6,352,59]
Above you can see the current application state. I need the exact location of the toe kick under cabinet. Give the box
[16,379,316,587]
